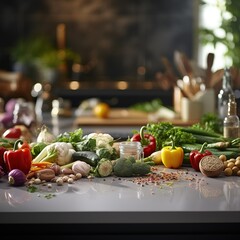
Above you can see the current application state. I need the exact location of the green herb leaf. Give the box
[145,122,195,150]
[56,128,83,143]
[27,185,38,193]
[44,193,56,199]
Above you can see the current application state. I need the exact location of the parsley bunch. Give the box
[145,122,196,150]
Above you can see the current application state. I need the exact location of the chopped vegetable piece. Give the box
[94,158,113,177]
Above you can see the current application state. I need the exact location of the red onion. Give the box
[8,169,27,186]
[0,113,14,129]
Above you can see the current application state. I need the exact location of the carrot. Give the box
[31,162,52,167]
[30,166,43,172]
[27,162,53,178]
[30,162,52,172]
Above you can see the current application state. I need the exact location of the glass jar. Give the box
[119,141,143,160]
[223,95,240,138]
[218,67,234,120]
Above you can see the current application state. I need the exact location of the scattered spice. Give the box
[119,166,199,191]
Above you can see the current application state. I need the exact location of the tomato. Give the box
[2,127,22,139]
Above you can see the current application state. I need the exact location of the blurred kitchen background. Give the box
[0,0,240,135]
[0,0,196,105]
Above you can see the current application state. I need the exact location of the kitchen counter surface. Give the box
[0,166,240,225]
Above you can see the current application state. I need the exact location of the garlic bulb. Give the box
[37,125,55,143]
[72,161,91,177]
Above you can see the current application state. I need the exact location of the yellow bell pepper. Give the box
[161,145,184,169]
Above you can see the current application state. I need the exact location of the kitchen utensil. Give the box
[181,52,194,79]
[231,67,240,88]
[209,69,224,88]
[205,53,215,88]
[174,51,196,95]
[190,61,206,79]
[191,77,203,94]
[174,51,188,77]
[177,78,194,100]
[161,57,177,87]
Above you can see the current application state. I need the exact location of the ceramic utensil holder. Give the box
[181,97,202,121]
[193,88,216,115]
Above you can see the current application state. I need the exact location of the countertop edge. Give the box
[1,211,240,224]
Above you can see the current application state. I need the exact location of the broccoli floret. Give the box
[113,157,133,177]
[128,156,136,164]
[132,162,151,176]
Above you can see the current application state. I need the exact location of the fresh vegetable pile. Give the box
[1,118,240,189]
[0,126,152,187]
[140,121,240,176]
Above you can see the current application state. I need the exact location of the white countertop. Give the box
[1,166,240,224]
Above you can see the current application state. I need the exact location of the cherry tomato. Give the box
[2,127,22,139]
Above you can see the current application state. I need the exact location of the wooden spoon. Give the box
[174,51,188,77]
[205,53,215,88]
[176,79,194,100]
[181,52,194,79]
[209,68,224,88]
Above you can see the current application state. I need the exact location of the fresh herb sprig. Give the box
[27,185,38,193]
[56,128,83,147]
[192,113,223,134]
[145,122,196,150]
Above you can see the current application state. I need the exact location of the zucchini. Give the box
[225,147,240,153]
[176,126,223,138]
[192,134,226,144]
[209,150,239,159]
[71,151,100,167]
[181,143,202,153]
[183,153,191,166]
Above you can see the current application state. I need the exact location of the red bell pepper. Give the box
[3,139,32,175]
[189,142,212,171]
[0,147,8,173]
[131,126,156,157]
